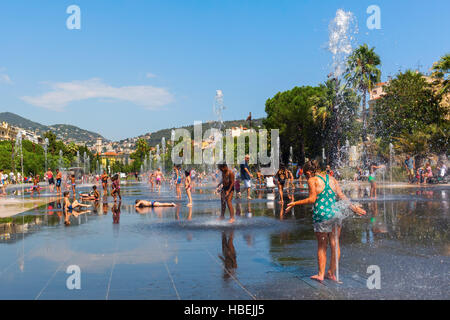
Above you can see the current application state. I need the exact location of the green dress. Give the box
[313,174,337,223]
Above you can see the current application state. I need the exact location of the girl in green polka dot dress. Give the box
[286,160,366,283]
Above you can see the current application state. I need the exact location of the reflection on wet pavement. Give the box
[0,182,448,299]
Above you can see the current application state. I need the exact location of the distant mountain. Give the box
[0,112,106,144]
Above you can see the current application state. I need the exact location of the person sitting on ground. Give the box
[63,191,91,225]
[135,199,176,207]
[80,185,100,201]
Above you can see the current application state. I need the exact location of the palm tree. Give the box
[344,44,381,140]
[431,53,449,96]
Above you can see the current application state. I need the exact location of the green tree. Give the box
[372,70,444,140]
[431,53,450,95]
[264,86,325,165]
[344,44,381,139]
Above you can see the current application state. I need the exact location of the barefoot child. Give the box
[101,171,109,194]
[80,185,100,201]
[218,163,235,223]
[275,164,288,203]
[286,160,366,283]
[63,191,91,225]
[111,174,122,202]
[70,174,76,196]
[31,175,40,196]
[185,170,192,207]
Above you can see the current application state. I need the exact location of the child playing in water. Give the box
[275,164,288,203]
[234,171,241,199]
[111,174,121,202]
[70,174,76,196]
[174,165,182,199]
[185,170,192,207]
[101,171,109,194]
[31,175,40,196]
[135,199,176,207]
[80,185,100,201]
[368,163,384,198]
[286,160,366,283]
[63,191,91,225]
[218,163,235,223]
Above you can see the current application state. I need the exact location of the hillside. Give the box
[120,118,264,147]
[0,112,106,144]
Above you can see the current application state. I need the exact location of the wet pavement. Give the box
[0,181,448,300]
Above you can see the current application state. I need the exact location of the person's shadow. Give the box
[218,230,237,280]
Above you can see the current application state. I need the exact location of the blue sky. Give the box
[0,0,448,141]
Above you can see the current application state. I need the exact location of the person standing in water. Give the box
[46,169,55,193]
[174,165,182,199]
[240,155,253,200]
[101,171,109,195]
[184,170,193,207]
[368,163,384,198]
[111,174,122,202]
[218,163,235,223]
[275,164,288,203]
[286,160,366,283]
[70,174,76,196]
[55,169,62,196]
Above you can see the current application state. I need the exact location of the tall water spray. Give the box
[161,137,166,174]
[213,90,225,131]
[326,9,358,283]
[15,131,24,190]
[76,150,80,169]
[44,138,49,176]
[156,144,161,170]
[326,9,358,167]
[58,150,63,173]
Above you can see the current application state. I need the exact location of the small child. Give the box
[185,170,192,207]
[63,191,91,225]
[80,185,100,201]
[31,175,40,196]
[234,172,241,199]
[111,174,122,202]
[71,174,76,195]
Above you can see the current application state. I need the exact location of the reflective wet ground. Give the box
[0,181,448,300]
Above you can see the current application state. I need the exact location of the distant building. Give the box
[97,151,132,168]
[0,121,44,145]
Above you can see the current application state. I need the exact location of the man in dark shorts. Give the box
[55,169,62,196]
[218,163,235,223]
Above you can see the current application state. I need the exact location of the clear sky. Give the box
[0,0,448,141]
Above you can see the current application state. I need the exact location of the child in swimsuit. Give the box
[285,160,366,282]
[218,164,235,223]
[63,191,91,225]
[111,174,121,202]
[71,174,76,195]
[275,165,288,203]
[185,170,192,207]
